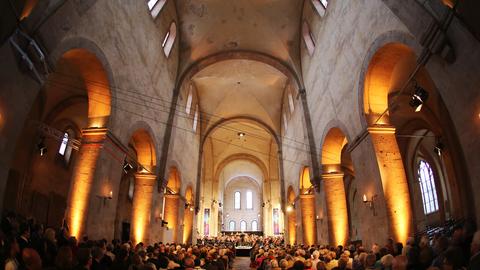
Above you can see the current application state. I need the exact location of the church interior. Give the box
[1,0,480,269]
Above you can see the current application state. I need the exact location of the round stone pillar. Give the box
[131,173,156,244]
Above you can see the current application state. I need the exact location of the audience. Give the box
[0,211,478,270]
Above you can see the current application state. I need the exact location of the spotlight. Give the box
[237,132,245,138]
[434,141,445,157]
[286,205,293,212]
[123,160,133,174]
[409,84,429,112]
[37,137,47,156]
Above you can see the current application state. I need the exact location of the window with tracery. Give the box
[417,160,439,215]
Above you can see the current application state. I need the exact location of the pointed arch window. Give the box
[162,22,177,57]
[229,221,235,231]
[240,220,247,231]
[234,191,241,210]
[147,0,167,19]
[251,220,258,231]
[417,160,439,215]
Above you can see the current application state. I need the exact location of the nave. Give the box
[1,0,480,270]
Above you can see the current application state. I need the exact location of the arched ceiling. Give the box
[220,159,263,188]
[192,59,288,132]
[208,121,276,172]
[176,0,303,73]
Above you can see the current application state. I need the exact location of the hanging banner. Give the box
[204,208,210,236]
[273,208,280,235]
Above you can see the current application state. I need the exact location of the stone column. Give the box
[66,128,108,239]
[323,172,349,246]
[183,206,194,243]
[131,173,156,244]
[300,193,317,245]
[368,125,412,243]
[164,194,180,242]
[287,209,296,245]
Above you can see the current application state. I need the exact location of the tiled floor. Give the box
[232,257,251,269]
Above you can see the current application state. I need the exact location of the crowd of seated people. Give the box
[1,211,480,270]
[0,212,235,270]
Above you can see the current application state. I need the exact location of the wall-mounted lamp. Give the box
[97,190,113,205]
[362,194,377,216]
[37,136,47,156]
[409,84,429,112]
[286,204,294,212]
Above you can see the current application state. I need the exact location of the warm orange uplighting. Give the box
[368,126,412,244]
[323,173,349,246]
[300,194,317,246]
[67,128,108,238]
[131,173,156,244]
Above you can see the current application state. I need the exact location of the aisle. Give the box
[232,257,251,269]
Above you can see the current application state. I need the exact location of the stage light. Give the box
[37,137,47,156]
[409,85,429,112]
[123,160,133,174]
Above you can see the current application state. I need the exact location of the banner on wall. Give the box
[204,208,210,236]
[273,208,280,235]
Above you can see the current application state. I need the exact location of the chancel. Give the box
[1,0,480,269]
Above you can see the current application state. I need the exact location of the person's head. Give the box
[92,246,105,261]
[44,228,56,243]
[183,257,194,268]
[365,254,376,267]
[22,248,42,270]
[392,255,407,270]
[55,246,73,269]
[20,223,30,238]
[443,248,464,270]
[292,260,305,270]
[77,248,92,268]
[337,257,348,269]
[471,230,480,256]
[316,261,326,270]
[380,254,394,268]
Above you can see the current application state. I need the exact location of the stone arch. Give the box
[125,121,159,174]
[356,31,420,129]
[50,37,116,128]
[320,126,351,246]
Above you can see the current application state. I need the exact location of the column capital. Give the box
[299,193,315,199]
[367,125,396,134]
[322,172,345,179]
[134,173,157,185]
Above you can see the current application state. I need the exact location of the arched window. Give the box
[162,22,177,57]
[229,221,235,231]
[59,130,74,164]
[246,191,253,210]
[302,21,316,56]
[234,191,241,210]
[193,105,199,132]
[240,220,247,231]
[288,93,295,114]
[148,0,167,19]
[311,0,328,16]
[185,91,193,114]
[417,160,439,215]
[251,220,258,231]
[283,113,288,130]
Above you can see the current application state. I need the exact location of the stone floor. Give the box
[231,257,251,269]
